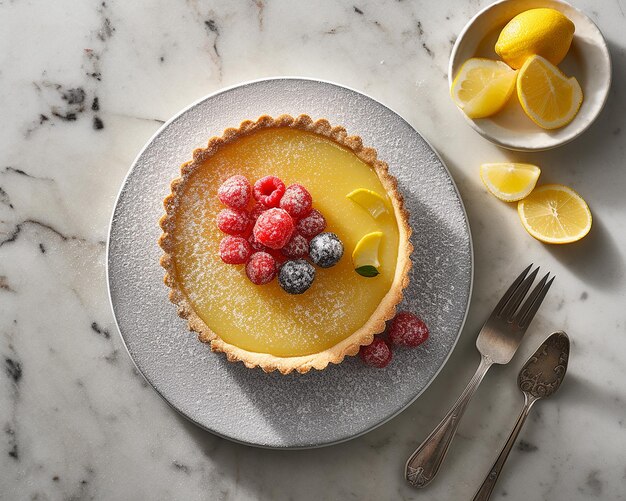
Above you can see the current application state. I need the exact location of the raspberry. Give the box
[250,202,267,221]
[245,252,277,285]
[216,208,251,236]
[253,208,294,249]
[219,236,251,264]
[296,208,326,239]
[279,184,312,219]
[217,175,251,209]
[282,232,309,258]
[253,176,285,208]
[359,338,393,368]
[279,260,315,294]
[248,232,267,252]
[388,312,429,347]
[267,248,287,267]
[309,232,343,268]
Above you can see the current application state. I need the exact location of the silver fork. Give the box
[405,264,554,488]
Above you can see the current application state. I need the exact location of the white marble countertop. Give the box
[1,0,625,499]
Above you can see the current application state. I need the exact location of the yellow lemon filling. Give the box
[172,128,401,357]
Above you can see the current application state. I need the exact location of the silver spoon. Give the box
[473,331,570,501]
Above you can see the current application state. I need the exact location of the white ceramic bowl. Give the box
[449,0,611,151]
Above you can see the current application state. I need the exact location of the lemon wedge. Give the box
[517,55,583,129]
[495,8,575,70]
[451,58,518,119]
[480,163,541,202]
[517,184,591,244]
[346,188,390,219]
[352,231,383,277]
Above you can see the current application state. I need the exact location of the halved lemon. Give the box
[517,184,592,244]
[346,188,389,219]
[352,231,383,277]
[450,58,518,119]
[517,55,583,129]
[480,163,541,202]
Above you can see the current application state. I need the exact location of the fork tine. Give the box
[500,267,540,320]
[517,275,555,328]
[492,264,533,317]
[514,272,549,322]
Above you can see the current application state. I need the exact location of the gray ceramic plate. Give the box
[107,78,473,449]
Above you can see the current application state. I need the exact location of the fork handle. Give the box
[472,395,537,501]
[405,354,493,488]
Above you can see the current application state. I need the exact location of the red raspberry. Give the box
[248,232,267,252]
[279,184,312,219]
[253,176,286,208]
[245,252,277,285]
[218,175,251,209]
[282,232,309,258]
[359,338,393,368]
[219,236,251,264]
[253,208,294,249]
[267,248,287,267]
[216,208,251,236]
[250,202,267,221]
[388,312,429,347]
[296,208,326,239]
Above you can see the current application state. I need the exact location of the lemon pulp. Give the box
[517,184,592,244]
[173,128,400,357]
[451,58,518,119]
[480,163,541,202]
[517,55,583,129]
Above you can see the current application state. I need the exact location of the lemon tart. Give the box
[159,114,412,374]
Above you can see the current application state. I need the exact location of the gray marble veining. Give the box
[1,0,625,499]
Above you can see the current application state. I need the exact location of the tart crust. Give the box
[159,114,413,374]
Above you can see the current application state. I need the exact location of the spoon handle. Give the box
[405,354,493,488]
[472,395,536,501]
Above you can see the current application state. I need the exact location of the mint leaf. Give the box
[355,265,380,277]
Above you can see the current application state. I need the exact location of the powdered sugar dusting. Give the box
[109,79,472,448]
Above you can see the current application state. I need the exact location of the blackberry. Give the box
[309,232,343,268]
[279,259,316,294]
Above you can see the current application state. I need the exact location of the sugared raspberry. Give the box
[248,232,267,252]
[267,248,287,267]
[388,312,429,347]
[359,338,393,368]
[296,208,326,239]
[245,252,277,285]
[253,208,294,249]
[280,184,312,219]
[218,175,251,209]
[250,202,267,221]
[253,176,285,208]
[282,232,309,258]
[219,236,252,264]
[216,208,251,236]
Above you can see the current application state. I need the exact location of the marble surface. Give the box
[1,0,625,499]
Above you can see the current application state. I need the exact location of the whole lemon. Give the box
[495,8,575,69]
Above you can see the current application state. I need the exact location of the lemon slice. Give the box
[450,58,518,119]
[495,8,575,69]
[517,184,591,244]
[352,231,383,277]
[346,188,389,219]
[517,55,583,129]
[480,163,541,202]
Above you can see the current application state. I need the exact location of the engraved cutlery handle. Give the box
[405,355,493,488]
[472,395,536,501]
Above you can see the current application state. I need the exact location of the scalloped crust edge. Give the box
[158,114,413,374]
